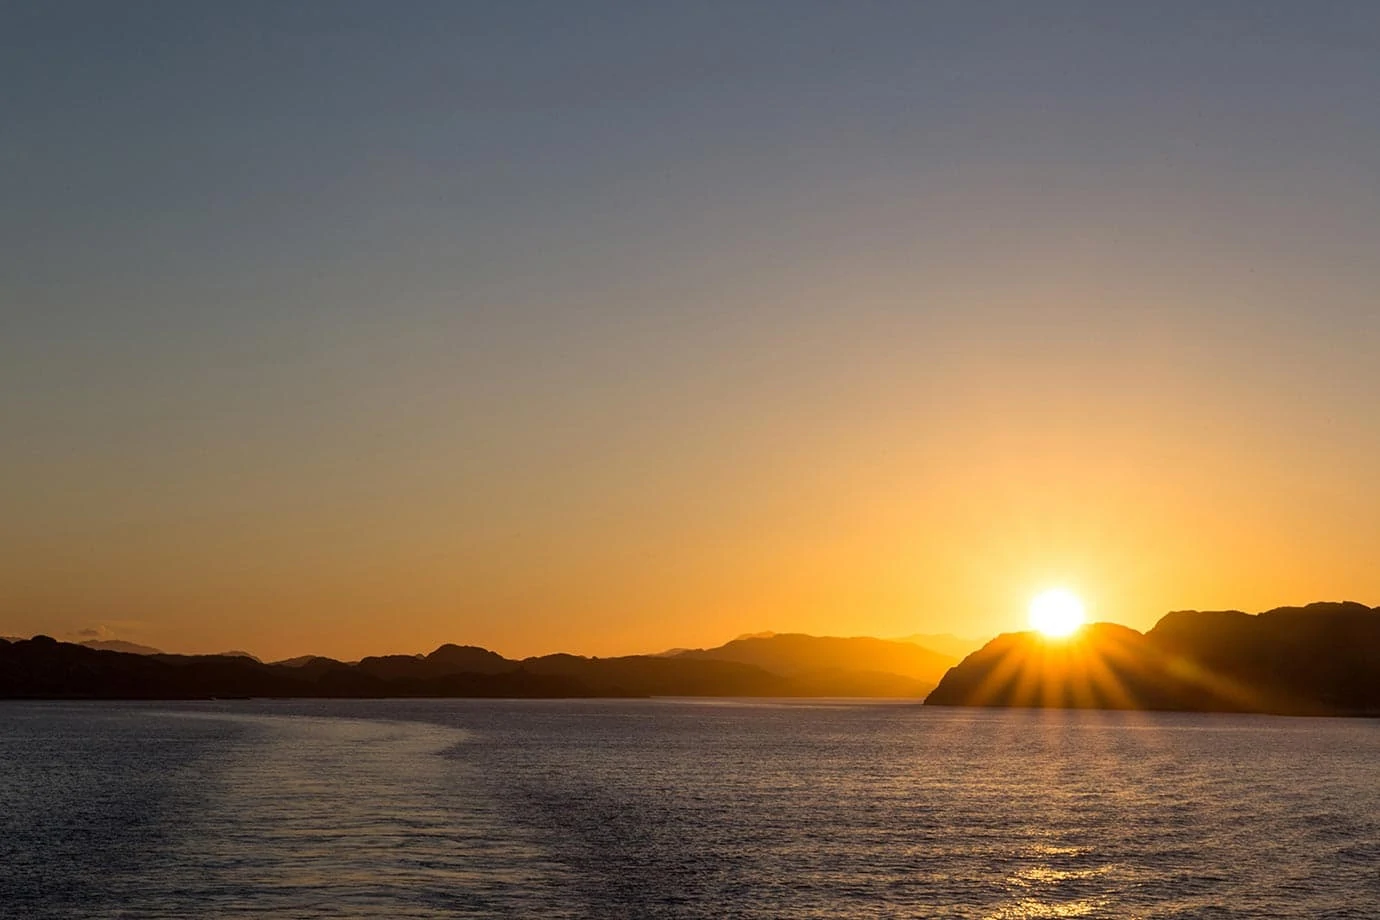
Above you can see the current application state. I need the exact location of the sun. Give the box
[1028,588,1087,638]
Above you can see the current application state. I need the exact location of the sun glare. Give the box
[1028,588,1086,638]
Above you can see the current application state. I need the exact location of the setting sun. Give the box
[1028,589,1087,638]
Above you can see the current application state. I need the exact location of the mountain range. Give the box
[0,633,955,701]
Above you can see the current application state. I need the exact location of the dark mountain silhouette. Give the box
[925,602,1380,716]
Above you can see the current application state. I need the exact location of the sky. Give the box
[4,1,1380,660]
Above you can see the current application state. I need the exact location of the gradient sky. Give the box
[4,2,1380,660]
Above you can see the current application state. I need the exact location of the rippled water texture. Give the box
[2,700,1377,918]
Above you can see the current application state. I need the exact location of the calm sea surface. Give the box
[1,700,1377,918]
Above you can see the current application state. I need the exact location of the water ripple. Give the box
[1,701,1377,918]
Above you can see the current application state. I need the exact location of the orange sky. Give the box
[8,276,1376,661]
[5,6,1379,661]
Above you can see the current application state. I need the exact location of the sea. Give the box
[1,699,1376,918]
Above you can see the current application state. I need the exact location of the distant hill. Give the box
[79,639,164,655]
[676,633,956,696]
[889,633,985,660]
[925,602,1380,716]
[213,650,262,663]
[273,655,333,668]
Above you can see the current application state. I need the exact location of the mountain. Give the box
[676,633,957,696]
[925,602,1380,716]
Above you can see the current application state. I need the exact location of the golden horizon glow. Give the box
[1028,589,1087,639]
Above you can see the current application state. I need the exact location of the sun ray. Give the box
[966,641,1031,706]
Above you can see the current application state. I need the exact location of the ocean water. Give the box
[1,700,1377,919]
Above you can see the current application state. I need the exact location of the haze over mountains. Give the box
[73,639,167,656]
[888,634,986,660]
